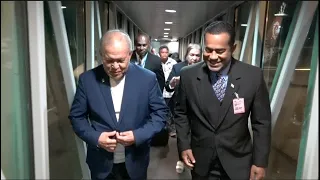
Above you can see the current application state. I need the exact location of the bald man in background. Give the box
[69,29,168,180]
[131,33,165,93]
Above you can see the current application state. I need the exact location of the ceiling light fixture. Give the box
[274,13,288,17]
[164,32,169,35]
[165,9,176,13]
[164,28,170,31]
[164,35,168,38]
[241,24,247,27]
[61,6,67,9]
[165,22,173,24]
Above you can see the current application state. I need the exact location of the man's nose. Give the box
[112,63,119,69]
[209,51,218,60]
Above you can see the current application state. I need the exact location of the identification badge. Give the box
[233,92,245,114]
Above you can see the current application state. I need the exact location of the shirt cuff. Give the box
[169,84,174,89]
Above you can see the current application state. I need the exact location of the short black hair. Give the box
[159,45,169,52]
[170,52,179,59]
[204,21,235,46]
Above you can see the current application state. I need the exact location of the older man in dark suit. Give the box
[69,29,168,180]
[175,21,271,180]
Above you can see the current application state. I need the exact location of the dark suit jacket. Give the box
[69,64,168,180]
[164,61,188,112]
[131,51,165,92]
[174,59,271,179]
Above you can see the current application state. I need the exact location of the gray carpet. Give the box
[147,137,192,179]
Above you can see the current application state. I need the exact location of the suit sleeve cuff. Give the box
[88,131,103,147]
[253,158,268,168]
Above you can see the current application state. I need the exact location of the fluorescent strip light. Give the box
[164,28,170,31]
[164,35,168,38]
[241,24,247,27]
[164,32,169,35]
[165,22,173,24]
[61,6,66,9]
[165,10,176,13]
[274,13,288,17]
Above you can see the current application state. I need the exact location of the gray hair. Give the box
[184,43,202,60]
[100,29,133,54]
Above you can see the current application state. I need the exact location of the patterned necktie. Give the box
[213,73,227,102]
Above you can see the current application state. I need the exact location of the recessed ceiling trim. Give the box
[181,1,243,39]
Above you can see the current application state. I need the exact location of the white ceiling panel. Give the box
[113,1,241,40]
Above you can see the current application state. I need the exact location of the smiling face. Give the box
[203,32,236,72]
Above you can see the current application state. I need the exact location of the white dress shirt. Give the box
[110,76,126,164]
[162,57,177,98]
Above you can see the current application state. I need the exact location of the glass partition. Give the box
[233,2,251,60]
[266,7,318,179]
[44,2,83,179]
[1,1,34,179]
[261,1,299,90]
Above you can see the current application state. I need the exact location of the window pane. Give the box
[101,2,109,32]
[44,2,82,179]
[117,10,123,29]
[233,2,251,60]
[198,28,202,43]
[61,1,86,82]
[262,1,298,90]
[127,20,131,34]
[266,7,317,179]
[1,1,34,179]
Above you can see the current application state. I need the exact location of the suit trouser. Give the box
[106,163,130,180]
[164,98,175,132]
[191,157,230,180]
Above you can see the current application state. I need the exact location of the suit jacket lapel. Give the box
[97,66,117,128]
[144,53,151,69]
[118,63,135,124]
[196,63,216,130]
[216,59,241,128]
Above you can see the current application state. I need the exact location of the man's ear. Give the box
[127,50,133,59]
[231,44,237,54]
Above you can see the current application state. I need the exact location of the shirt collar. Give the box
[162,57,175,65]
[211,60,231,77]
[219,60,231,76]
[135,51,148,61]
[210,60,232,83]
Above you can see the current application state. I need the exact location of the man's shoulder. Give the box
[180,61,203,74]
[130,63,156,78]
[174,61,187,69]
[168,57,177,64]
[233,59,262,75]
[147,53,161,62]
